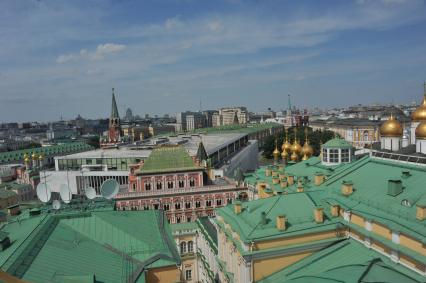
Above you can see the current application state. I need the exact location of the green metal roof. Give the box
[259,239,424,283]
[216,192,340,245]
[0,142,94,164]
[138,146,200,174]
[322,137,352,149]
[0,209,180,283]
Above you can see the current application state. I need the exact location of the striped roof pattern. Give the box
[0,142,94,164]
[138,145,200,174]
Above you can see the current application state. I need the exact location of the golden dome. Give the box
[379,115,403,137]
[24,157,30,164]
[411,95,426,122]
[301,140,314,157]
[273,139,280,159]
[281,149,289,159]
[290,151,298,162]
[291,140,302,155]
[282,140,291,152]
[273,147,280,158]
[301,154,309,161]
[415,122,426,139]
[31,152,38,160]
[38,154,44,161]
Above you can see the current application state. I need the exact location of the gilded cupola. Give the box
[379,114,403,137]
[411,84,426,122]
[301,129,314,160]
[281,129,291,151]
[273,139,280,159]
[415,122,426,140]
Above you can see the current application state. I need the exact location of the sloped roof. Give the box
[259,239,424,283]
[0,142,94,164]
[321,156,426,239]
[138,146,200,174]
[216,192,339,243]
[0,209,180,283]
[323,138,352,149]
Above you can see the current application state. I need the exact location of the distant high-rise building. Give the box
[176,111,205,132]
[124,107,133,121]
[218,107,249,126]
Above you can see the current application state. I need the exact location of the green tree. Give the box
[262,127,336,159]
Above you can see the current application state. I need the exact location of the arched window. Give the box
[196,201,201,208]
[145,183,151,191]
[188,241,194,253]
[168,181,174,189]
[189,178,195,187]
[156,182,162,190]
[175,203,181,210]
[179,180,185,188]
[180,242,187,254]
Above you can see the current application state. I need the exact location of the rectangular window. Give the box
[329,149,339,163]
[185,270,192,280]
[341,149,349,162]
[322,149,327,162]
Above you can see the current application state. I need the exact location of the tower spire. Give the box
[111,88,119,119]
[288,94,292,111]
[423,81,426,96]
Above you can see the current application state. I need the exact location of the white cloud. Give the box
[56,54,75,64]
[92,43,126,60]
[56,43,126,64]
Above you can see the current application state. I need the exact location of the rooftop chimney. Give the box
[276,215,287,231]
[341,181,353,196]
[314,172,325,186]
[314,207,324,223]
[234,201,242,215]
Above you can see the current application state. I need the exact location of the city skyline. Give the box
[1,0,426,122]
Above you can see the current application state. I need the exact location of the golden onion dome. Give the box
[273,147,280,158]
[379,115,403,137]
[282,140,292,152]
[281,148,289,159]
[31,152,38,160]
[301,140,314,157]
[24,157,30,164]
[38,154,44,161]
[411,95,426,122]
[291,140,302,155]
[290,151,298,162]
[415,122,426,140]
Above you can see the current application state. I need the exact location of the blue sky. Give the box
[1,0,426,122]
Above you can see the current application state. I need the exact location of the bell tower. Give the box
[108,88,121,143]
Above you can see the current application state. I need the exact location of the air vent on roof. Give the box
[402,170,411,179]
[387,180,403,197]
